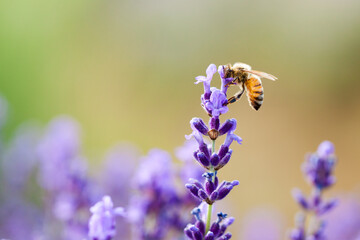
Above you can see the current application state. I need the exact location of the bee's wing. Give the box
[243,69,277,81]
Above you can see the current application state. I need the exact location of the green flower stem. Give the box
[205,140,216,233]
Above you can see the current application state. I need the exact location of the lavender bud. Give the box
[209,116,220,130]
[186,184,200,198]
[217,185,233,200]
[190,226,203,240]
[184,225,193,239]
[190,179,204,190]
[219,233,232,240]
[218,145,229,159]
[191,118,209,136]
[209,191,219,202]
[199,143,210,158]
[204,231,215,240]
[198,189,208,201]
[219,119,237,136]
[205,180,215,195]
[195,220,206,236]
[214,176,219,189]
[223,217,235,227]
[231,180,239,186]
[197,152,210,167]
[215,152,231,171]
[210,222,220,236]
[210,153,220,167]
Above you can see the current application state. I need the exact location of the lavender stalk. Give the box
[184,64,241,240]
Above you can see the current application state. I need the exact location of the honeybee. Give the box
[223,62,277,111]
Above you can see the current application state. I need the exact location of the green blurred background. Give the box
[1,0,360,238]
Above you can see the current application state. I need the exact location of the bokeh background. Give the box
[1,0,360,239]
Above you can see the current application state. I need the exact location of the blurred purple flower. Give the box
[37,116,84,191]
[129,148,197,240]
[134,149,175,193]
[2,124,40,194]
[88,195,125,240]
[0,199,42,240]
[239,207,285,240]
[176,139,203,184]
[302,141,336,190]
[290,141,338,240]
[323,194,360,240]
[100,143,139,205]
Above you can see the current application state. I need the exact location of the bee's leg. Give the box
[225,77,239,87]
[226,84,245,105]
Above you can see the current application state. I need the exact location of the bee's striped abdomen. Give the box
[245,76,264,111]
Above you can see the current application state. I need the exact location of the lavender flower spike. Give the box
[88,195,125,240]
[185,63,241,239]
[289,141,338,240]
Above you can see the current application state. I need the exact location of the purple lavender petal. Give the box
[224,132,242,148]
[209,89,228,117]
[195,64,217,99]
[206,64,217,76]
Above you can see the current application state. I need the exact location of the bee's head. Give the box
[223,64,233,78]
